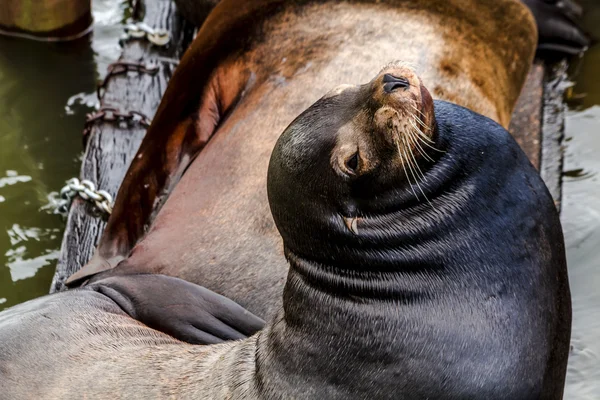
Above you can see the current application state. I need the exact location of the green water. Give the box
[0,0,125,309]
[0,1,599,397]
[562,0,600,397]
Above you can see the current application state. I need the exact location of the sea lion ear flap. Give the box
[418,82,436,132]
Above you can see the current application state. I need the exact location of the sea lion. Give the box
[68,0,541,321]
[0,66,570,398]
[171,0,590,55]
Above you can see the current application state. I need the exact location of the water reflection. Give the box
[560,1,600,398]
[563,105,600,399]
[0,0,124,310]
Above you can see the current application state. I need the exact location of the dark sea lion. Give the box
[0,66,570,398]
[68,0,541,320]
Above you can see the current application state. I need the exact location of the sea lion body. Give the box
[72,0,538,319]
[0,290,238,398]
[0,65,570,396]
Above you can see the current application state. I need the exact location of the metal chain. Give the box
[82,106,152,144]
[122,22,170,46]
[54,178,113,216]
[48,14,165,220]
[97,61,160,98]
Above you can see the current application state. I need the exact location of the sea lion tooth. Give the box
[343,216,359,235]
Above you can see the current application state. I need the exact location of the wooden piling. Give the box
[0,0,92,41]
[50,0,195,292]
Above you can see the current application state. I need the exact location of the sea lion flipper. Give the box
[522,0,590,55]
[88,274,266,344]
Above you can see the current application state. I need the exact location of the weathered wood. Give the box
[0,0,92,40]
[509,61,544,170]
[540,61,569,211]
[50,0,194,293]
[507,59,567,211]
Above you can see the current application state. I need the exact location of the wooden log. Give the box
[0,0,92,40]
[508,59,567,211]
[509,61,544,171]
[539,61,569,211]
[50,0,195,293]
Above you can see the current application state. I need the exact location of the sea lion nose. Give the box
[382,74,409,93]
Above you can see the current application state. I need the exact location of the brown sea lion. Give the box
[1,66,570,398]
[173,0,591,55]
[68,0,540,320]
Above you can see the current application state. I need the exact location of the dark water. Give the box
[0,0,125,309]
[562,1,600,397]
[0,1,598,397]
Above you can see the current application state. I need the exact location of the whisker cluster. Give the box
[391,105,444,207]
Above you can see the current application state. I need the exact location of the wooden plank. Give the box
[505,59,567,210]
[509,61,544,170]
[540,61,569,211]
[50,0,194,293]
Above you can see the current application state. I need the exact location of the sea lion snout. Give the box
[369,65,439,177]
[382,73,410,93]
[331,65,439,181]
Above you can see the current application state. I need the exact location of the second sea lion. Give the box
[68,0,540,321]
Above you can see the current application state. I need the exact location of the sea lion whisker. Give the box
[412,114,429,132]
[399,133,429,203]
[408,113,434,143]
[404,125,428,159]
[395,139,419,200]
[409,119,445,153]
[404,133,428,183]
[401,135,420,181]
[412,127,442,161]
[408,114,434,143]
[407,126,435,162]
[409,111,437,145]
[409,105,429,128]
[408,118,432,143]
[343,216,359,235]
[400,130,435,208]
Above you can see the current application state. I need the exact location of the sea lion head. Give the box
[267,63,444,266]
